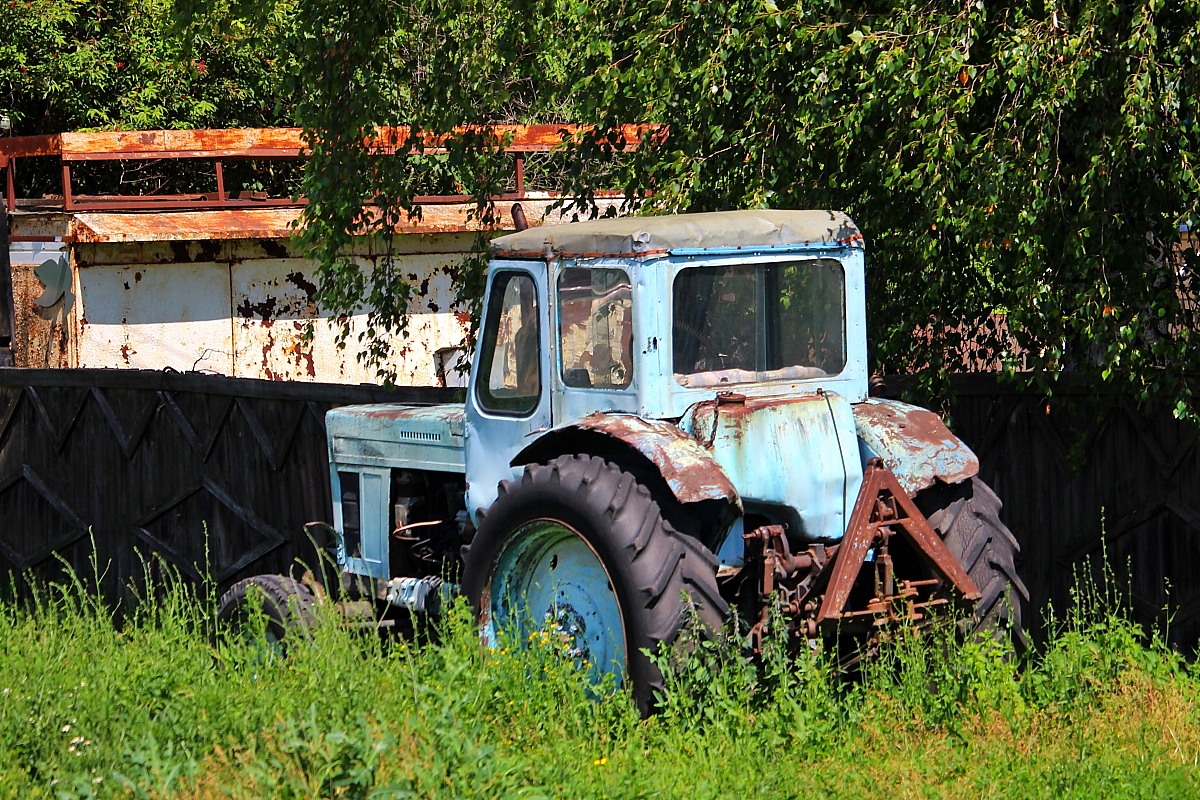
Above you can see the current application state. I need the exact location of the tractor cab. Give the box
[464,210,870,534]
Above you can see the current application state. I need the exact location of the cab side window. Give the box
[476,272,541,415]
[558,267,633,389]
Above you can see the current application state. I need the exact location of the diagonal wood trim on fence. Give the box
[0,368,460,604]
[1,367,1196,654]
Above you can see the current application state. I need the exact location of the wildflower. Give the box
[92,777,103,785]
[70,737,85,746]
[61,724,71,733]
[592,757,608,766]
[2,688,8,695]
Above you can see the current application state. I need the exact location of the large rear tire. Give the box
[916,477,1029,648]
[461,454,726,713]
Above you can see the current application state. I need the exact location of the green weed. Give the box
[0,560,1197,799]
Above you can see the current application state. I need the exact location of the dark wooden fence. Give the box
[0,367,1193,651]
[0,368,459,604]
[917,374,1200,652]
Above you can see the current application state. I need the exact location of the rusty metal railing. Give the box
[0,125,660,214]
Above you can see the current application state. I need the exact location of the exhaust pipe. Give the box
[511,202,529,232]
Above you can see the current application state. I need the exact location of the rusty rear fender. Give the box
[511,412,742,513]
[852,398,979,496]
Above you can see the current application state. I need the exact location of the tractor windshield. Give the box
[672,259,846,388]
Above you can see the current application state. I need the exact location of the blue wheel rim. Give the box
[483,518,627,685]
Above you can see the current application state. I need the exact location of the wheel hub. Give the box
[484,518,627,684]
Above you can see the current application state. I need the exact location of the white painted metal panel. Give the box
[74,260,235,372]
[7,204,623,383]
[229,252,471,384]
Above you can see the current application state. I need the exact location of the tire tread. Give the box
[461,454,726,713]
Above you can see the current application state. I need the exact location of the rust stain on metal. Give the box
[68,209,304,243]
[62,197,613,244]
[572,413,739,507]
[0,134,62,158]
[9,260,71,368]
[4,124,651,216]
[261,326,282,381]
[362,124,662,154]
[742,459,979,654]
[1,125,662,162]
[817,459,980,626]
[52,129,304,160]
[853,398,979,494]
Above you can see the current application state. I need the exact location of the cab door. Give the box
[464,265,553,520]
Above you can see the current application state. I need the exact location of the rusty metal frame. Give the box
[743,458,981,652]
[0,125,662,214]
[815,458,979,627]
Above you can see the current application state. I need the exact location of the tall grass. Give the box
[1,563,1198,799]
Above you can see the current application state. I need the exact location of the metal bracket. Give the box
[815,458,980,626]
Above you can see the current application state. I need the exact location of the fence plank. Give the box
[0,369,459,606]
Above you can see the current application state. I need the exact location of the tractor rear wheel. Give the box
[461,454,726,713]
[916,477,1029,648]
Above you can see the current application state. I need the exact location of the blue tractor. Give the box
[219,210,1026,711]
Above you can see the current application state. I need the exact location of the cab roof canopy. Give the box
[490,209,862,260]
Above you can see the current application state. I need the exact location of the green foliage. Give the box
[262,0,569,378]
[195,0,1200,408]
[554,0,1200,411]
[11,0,1200,404]
[1,0,297,134]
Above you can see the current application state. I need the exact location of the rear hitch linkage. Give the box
[743,459,981,655]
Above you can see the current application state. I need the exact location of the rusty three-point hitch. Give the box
[743,458,981,654]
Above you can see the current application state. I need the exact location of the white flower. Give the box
[61,724,71,733]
